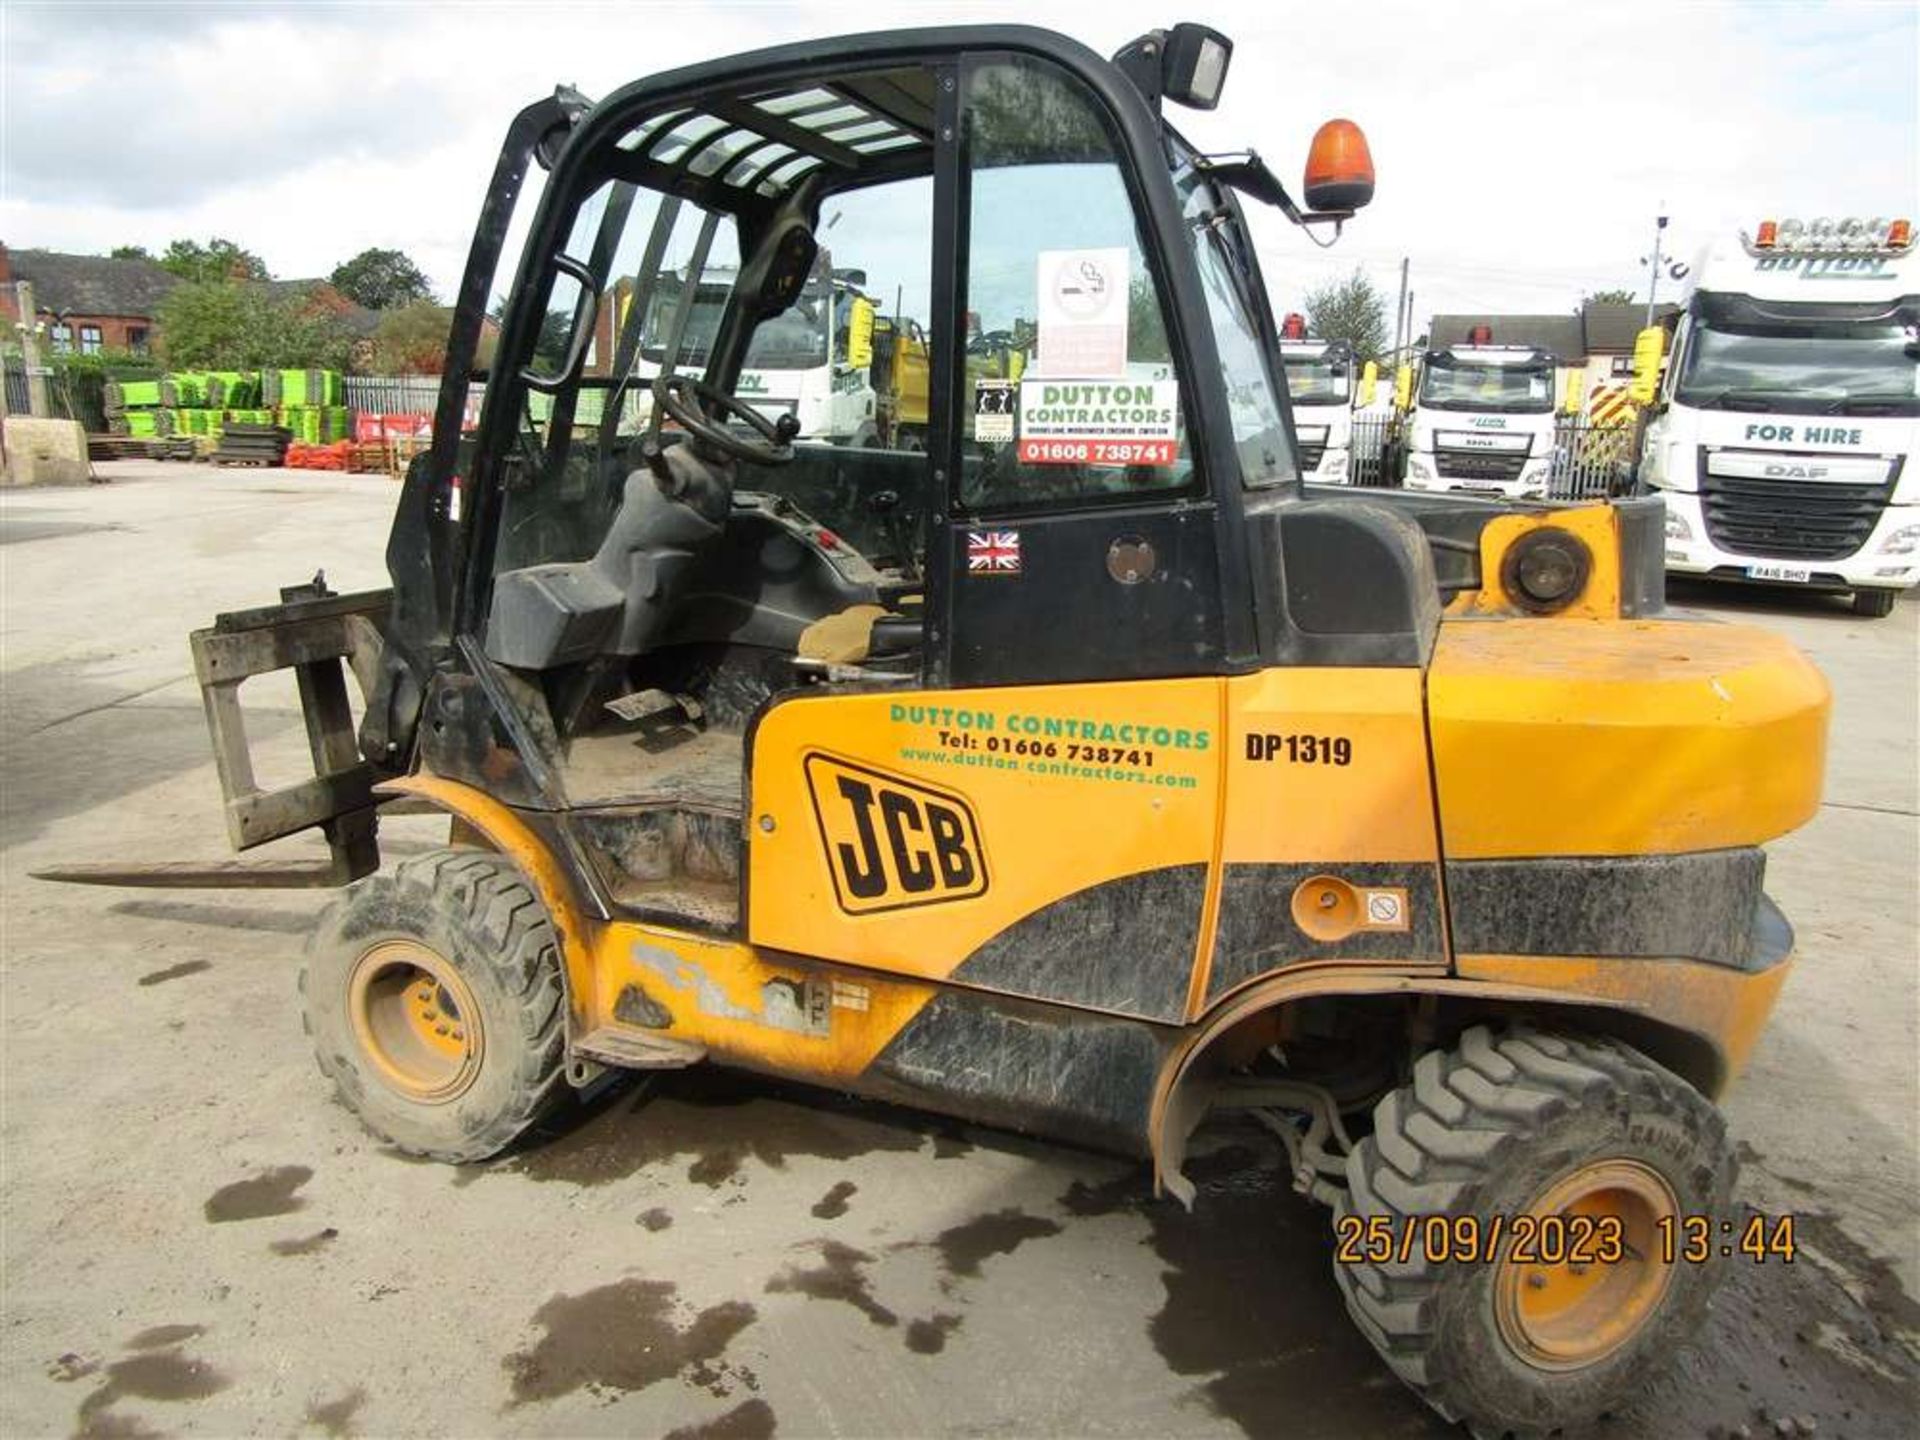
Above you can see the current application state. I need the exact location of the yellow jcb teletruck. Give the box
[42,23,1830,1438]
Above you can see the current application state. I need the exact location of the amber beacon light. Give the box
[1304,119,1375,212]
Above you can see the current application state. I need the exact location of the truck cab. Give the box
[1403,342,1558,498]
[1277,320,1355,483]
[1640,214,1918,617]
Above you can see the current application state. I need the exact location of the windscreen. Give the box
[1676,296,1919,416]
[1283,355,1352,405]
[1419,357,1554,412]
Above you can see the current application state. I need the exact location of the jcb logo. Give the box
[805,755,987,914]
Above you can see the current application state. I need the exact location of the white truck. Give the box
[1277,328,1355,482]
[1640,214,1917,617]
[1401,342,1559,498]
[634,263,926,448]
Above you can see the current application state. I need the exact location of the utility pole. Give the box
[15,281,50,418]
[1404,289,1416,354]
[1391,256,1409,362]
[1644,213,1669,328]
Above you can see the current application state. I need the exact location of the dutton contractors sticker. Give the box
[1017,379,1179,467]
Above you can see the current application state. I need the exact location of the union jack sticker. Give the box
[967,530,1022,575]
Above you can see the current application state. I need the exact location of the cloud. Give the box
[0,0,1913,332]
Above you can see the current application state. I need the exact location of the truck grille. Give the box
[1435,448,1527,482]
[1699,472,1894,561]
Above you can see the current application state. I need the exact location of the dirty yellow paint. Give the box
[1450,503,1621,620]
[1429,618,1830,858]
[1456,951,1794,1092]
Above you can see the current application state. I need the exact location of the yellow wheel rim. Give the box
[346,941,484,1104]
[1493,1159,1679,1371]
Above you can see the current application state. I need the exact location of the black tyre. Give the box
[1853,587,1897,618]
[1332,1025,1733,1439]
[301,849,567,1162]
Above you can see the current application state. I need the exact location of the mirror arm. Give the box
[1197,153,1352,230]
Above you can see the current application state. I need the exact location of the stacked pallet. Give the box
[212,423,293,467]
[103,378,164,438]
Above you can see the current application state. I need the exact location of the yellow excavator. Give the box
[40,21,1829,1438]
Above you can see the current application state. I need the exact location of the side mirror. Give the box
[845,296,875,371]
[1304,120,1375,213]
[1629,326,1665,406]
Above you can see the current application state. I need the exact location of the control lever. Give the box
[773,413,802,445]
[867,488,918,582]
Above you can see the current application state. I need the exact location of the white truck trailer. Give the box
[1640,214,1918,617]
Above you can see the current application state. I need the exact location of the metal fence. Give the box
[1547,416,1641,500]
[1348,412,1404,488]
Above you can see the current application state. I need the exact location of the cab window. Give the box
[958,56,1194,510]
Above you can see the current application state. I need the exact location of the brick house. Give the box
[0,244,179,355]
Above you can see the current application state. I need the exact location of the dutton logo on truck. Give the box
[805,755,987,913]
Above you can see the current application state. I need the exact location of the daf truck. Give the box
[1277,314,1354,482]
[1641,214,1917,616]
[1401,340,1559,498]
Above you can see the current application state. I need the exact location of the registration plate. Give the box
[1747,563,1813,584]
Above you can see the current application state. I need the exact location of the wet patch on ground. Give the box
[477,1072,928,1190]
[124,1325,205,1351]
[1075,1124,1920,1439]
[663,1397,777,1440]
[135,959,211,987]
[303,1385,367,1437]
[269,1227,338,1257]
[765,1240,897,1328]
[1613,1209,1920,1440]
[48,1353,99,1383]
[637,1207,674,1232]
[810,1181,857,1220]
[1125,1136,1445,1439]
[905,1313,964,1356]
[927,1208,1062,1285]
[503,1277,757,1407]
[203,1165,312,1223]
[74,1325,230,1438]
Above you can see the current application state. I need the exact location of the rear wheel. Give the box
[301,850,567,1161]
[1853,587,1897,618]
[1332,1025,1732,1438]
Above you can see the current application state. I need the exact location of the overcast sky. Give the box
[4,0,1915,338]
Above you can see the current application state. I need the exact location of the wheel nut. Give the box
[1526,1272,1548,1290]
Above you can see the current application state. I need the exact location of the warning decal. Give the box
[1036,247,1129,378]
[1017,379,1179,467]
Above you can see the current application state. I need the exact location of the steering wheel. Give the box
[650,373,794,467]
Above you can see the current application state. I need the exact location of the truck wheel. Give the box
[1853,587,1897,618]
[300,850,567,1162]
[1332,1026,1732,1438]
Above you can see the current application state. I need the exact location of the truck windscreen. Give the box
[1675,301,1920,417]
[639,280,830,370]
[1419,359,1554,412]
[1283,357,1352,405]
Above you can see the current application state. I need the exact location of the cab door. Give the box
[935,52,1230,688]
[748,52,1227,1024]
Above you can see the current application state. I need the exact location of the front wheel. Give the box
[1332,1026,1733,1438]
[301,850,568,1162]
[1853,587,1898,618]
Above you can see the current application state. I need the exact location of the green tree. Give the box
[109,244,153,262]
[158,237,271,284]
[1302,268,1388,361]
[372,300,454,373]
[156,282,352,370]
[330,247,434,310]
[1579,287,1635,309]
